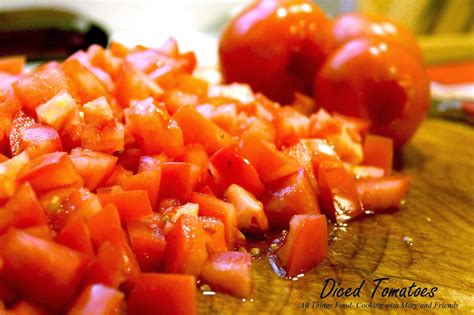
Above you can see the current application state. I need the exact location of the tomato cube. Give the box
[162,214,208,276]
[127,273,196,315]
[356,175,410,210]
[67,284,124,315]
[127,220,166,272]
[200,251,252,298]
[35,90,77,131]
[362,134,394,175]
[17,151,83,192]
[263,169,320,227]
[0,229,89,312]
[317,160,363,222]
[20,124,63,159]
[276,214,328,277]
[160,162,201,201]
[98,189,152,222]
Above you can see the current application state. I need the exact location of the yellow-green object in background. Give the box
[432,0,473,34]
[419,33,474,64]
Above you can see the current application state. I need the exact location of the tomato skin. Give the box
[314,37,430,147]
[356,175,410,210]
[200,251,252,298]
[0,229,90,312]
[122,169,161,209]
[276,214,327,277]
[219,0,333,104]
[332,12,422,60]
[127,273,196,315]
[67,284,124,315]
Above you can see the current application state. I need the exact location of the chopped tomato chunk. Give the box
[200,251,252,298]
[127,273,196,315]
[356,175,410,210]
[362,134,394,175]
[276,214,327,277]
[67,284,124,315]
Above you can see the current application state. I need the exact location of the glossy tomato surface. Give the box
[314,37,430,147]
[219,0,333,104]
[332,12,422,60]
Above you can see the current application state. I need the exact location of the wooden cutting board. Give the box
[197,118,474,314]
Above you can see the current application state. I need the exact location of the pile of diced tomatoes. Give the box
[0,39,410,314]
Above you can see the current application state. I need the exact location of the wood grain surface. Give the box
[197,118,474,314]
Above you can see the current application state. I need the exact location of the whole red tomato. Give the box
[219,0,333,104]
[314,37,430,147]
[332,12,422,60]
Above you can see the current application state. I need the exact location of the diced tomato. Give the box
[19,124,63,159]
[104,165,132,186]
[82,96,116,127]
[81,122,125,154]
[0,56,25,75]
[12,64,74,112]
[160,162,201,200]
[163,90,199,114]
[209,144,264,197]
[0,150,29,200]
[127,273,196,315]
[69,148,118,191]
[173,105,235,154]
[175,74,209,97]
[284,141,319,192]
[0,153,7,163]
[56,218,94,258]
[317,160,363,223]
[200,251,251,298]
[67,284,123,315]
[273,106,310,148]
[333,113,370,137]
[225,184,268,233]
[191,192,237,249]
[182,143,209,181]
[263,169,320,227]
[17,151,83,192]
[291,92,315,115]
[138,154,167,173]
[362,134,393,175]
[356,175,410,210]
[309,109,363,164]
[115,62,163,108]
[127,219,166,271]
[87,204,140,285]
[240,138,299,184]
[98,189,152,222]
[4,300,50,315]
[351,165,385,179]
[21,225,54,241]
[122,170,161,209]
[239,117,276,144]
[125,97,184,157]
[62,188,103,225]
[162,214,207,276]
[109,41,130,58]
[0,182,46,234]
[199,216,228,253]
[0,229,90,312]
[9,110,36,156]
[276,214,327,277]
[62,59,110,105]
[301,139,340,174]
[85,242,124,289]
